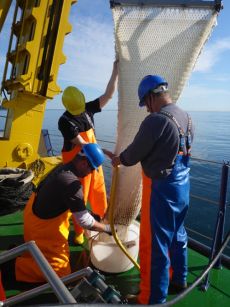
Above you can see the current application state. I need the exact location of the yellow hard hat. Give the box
[62,86,86,115]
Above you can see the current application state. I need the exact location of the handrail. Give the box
[2,266,121,306]
[188,236,230,269]
[2,267,93,306]
[191,156,223,165]
[0,241,76,305]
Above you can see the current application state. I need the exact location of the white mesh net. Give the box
[109,3,218,226]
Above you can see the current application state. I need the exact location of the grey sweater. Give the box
[120,103,194,179]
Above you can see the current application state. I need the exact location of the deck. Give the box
[0,211,229,306]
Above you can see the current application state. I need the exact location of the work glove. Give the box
[88,210,101,222]
[103,224,113,235]
[103,224,118,236]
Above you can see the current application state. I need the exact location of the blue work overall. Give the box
[139,111,192,304]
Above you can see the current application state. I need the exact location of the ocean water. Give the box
[43,109,230,161]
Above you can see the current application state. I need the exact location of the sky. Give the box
[0,0,230,111]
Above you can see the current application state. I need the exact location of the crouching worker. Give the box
[1,143,112,287]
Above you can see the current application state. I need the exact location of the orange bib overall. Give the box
[138,173,172,304]
[62,128,107,235]
[15,193,72,283]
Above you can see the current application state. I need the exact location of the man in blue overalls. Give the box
[111,75,194,304]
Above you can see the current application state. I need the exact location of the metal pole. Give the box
[4,268,93,306]
[110,0,222,10]
[200,162,229,291]
[214,162,229,268]
[0,241,76,304]
[27,242,76,304]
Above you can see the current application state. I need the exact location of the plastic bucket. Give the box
[89,221,140,273]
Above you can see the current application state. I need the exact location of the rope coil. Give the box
[0,168,34,216]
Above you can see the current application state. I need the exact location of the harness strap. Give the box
[85,113,95,130]
[62,113,95,131]
[159,110,192,156]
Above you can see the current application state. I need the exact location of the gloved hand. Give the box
[88,210,101,222]
[111,156,121,167]
[103,224,113,235]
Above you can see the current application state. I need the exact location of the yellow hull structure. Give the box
[0,0,77,185]
[0,93,46,167]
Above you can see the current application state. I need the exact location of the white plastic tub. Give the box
[88,221,140,273]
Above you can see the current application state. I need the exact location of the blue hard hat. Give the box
[82,143,105,170]
[138,75,168,107]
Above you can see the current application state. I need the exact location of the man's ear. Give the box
[74,156,87,170]
[145,95,152,111]
[80,158,89,169]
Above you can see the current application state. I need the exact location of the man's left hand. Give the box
[111,156,121,167]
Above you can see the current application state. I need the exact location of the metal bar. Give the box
[190,194,219,206]
[1,0,18,91]
[4,268,93,306]
[214,162,229,268]
[200,162,229,291]
[39,0,64,96]
[4,266,121,306]
[188,237,230,269]
[27,242,76,304]
[110,0,222,10]
[191,156,223,165]
[0,241,76,305]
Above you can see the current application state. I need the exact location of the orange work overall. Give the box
[138,173,172,304]
[15,193,72,283]
[62,128,107,235]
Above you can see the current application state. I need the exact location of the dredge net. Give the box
[109,2,218,226]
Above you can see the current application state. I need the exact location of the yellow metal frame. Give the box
[0,0,77,183]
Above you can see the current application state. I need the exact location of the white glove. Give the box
[103,224,112,235]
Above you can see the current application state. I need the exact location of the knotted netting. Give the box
[110,1,219,225]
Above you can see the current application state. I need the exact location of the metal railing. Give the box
[0,241,76,305]
[0,243,122,306]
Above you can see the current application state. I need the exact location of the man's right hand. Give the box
[103,224,113,235]
[111,155,121,167]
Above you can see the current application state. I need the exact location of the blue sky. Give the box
[1,0,230,111]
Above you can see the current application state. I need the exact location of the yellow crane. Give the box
[0,0,76,184]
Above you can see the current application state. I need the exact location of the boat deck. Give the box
[0,211,229,306]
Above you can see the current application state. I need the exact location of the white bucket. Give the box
[88,221,140,273]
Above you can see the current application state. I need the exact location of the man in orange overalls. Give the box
[58,60,118,244]
[0,144,113,287]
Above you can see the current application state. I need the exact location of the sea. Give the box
[1,109,230,255]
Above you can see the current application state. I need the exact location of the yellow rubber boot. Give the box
[74,233,84,245]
